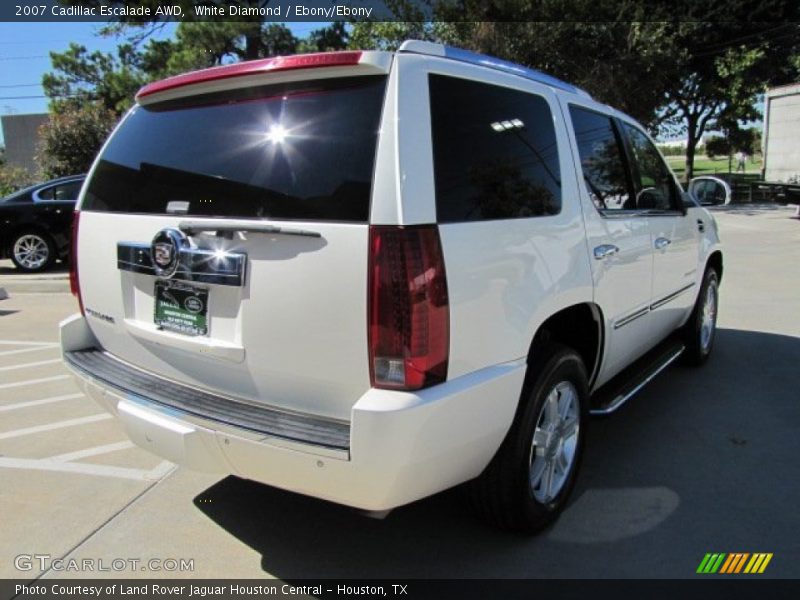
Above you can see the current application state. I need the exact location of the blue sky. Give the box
[0,21,325,146]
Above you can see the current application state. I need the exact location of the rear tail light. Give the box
[368,225,449,390]
[69,210,84,315]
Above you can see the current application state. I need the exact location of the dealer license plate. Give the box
[154,280,209,337]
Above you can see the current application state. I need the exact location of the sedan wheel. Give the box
[10,232,54,272]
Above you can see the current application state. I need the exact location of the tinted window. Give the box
[569,106,633,211]
[38,186,55,200]
[623,124,679,211]
[55,181,82,201]
[83,76,387,222]
[429,75,561,222]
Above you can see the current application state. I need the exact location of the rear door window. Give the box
[429,74,562,223]
[83,76,387,222]
[569,105,634,212]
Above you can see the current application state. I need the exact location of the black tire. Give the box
[469,344,589,533]
[9,230,56,273]
[681,268,719,366]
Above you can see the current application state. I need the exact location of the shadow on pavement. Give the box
[194,328,800,578]
[0,261,69,277]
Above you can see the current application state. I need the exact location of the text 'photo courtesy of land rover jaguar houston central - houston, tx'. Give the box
[61,41,722,533]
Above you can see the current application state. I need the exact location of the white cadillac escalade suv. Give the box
[61,41,722,533]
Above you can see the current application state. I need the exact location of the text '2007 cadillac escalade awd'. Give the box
[61,41,722,533]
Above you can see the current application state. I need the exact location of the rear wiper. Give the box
[178,219,322,239]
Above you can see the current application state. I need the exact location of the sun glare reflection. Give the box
[266,124,288,144]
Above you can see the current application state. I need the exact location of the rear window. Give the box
[83,76,387,222]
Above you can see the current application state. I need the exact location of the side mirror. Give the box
[688,177,732,206]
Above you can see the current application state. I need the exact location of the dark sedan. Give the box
[0,174,85,272]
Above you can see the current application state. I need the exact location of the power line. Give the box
[0,93,77,99]
[0,84,42,88]
[0,55,48,61]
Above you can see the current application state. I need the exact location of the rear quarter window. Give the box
[83,76,387,222]
[429,74,562,223]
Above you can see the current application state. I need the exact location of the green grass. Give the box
[665,155,762,177]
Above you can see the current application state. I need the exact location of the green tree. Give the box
[298,23,349,53]
[60,1,295,60]
[422,1,799,180]
[43,21,301,116]
[36,104,117,178]
[0,164,35,197]
[43,43,143,114]
[704,136,730,161]
[162,22,298,73]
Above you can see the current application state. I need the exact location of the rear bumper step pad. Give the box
[64,348,350,450]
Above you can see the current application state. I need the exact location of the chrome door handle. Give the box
[654,237,671,250]
[593,244,620,260]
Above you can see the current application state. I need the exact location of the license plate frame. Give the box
[154,280,209,337]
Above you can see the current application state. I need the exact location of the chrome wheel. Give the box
[700,279,717,352]
[12,234,50,271]
[529,381,580,504]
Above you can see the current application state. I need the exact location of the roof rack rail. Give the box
[398,40,592,99]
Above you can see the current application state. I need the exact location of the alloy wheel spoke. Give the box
[561,416,579,440]
[544,458,557,500]
[532,428,549,455]
[545,389,560,426]
[530,458,546,489]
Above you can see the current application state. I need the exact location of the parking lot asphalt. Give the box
[0,259,69,295]
[0,205,798,580]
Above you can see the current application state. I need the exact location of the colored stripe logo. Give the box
[697,553,773,574]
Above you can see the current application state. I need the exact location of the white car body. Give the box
[61,41,722,513]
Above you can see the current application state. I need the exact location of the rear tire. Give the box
[682,268,719,366]
[469,344,589,533]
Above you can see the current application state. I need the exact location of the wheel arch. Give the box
[706,250,723,283]
[526,302,604,390]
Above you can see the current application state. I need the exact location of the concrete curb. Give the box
[0,278,70,294]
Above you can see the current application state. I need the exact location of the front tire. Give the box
[10,231,56,273]
[469,344,589,533]
[682,268,719,366]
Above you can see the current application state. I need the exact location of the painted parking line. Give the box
[0,456,175,482]
[0,345,60,358]
[0,413,112,441]
[0,374,70,390]
[0,340,58,346]
[0,358,63,372]
[0,393,84,412]
[50,441,135,463]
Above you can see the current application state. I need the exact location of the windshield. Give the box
[83,76,387,222]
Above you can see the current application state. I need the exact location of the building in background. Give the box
[0,113,49,177]
[762,83,800,182]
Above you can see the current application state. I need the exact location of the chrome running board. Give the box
[590,340,685,416]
